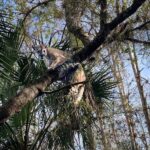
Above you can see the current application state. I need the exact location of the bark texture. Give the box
[63,0,90,46]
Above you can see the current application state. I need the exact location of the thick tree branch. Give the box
[107,0,146,30]
[72,0,146,62]
[0,70,57,123]
[0,0,147,123]
[43,80,88,95]
[64,0,90,46]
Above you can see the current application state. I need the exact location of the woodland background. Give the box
[0,0,150,149]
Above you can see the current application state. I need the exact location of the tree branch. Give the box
[99,0,107,29]
[107,0,146,30]
[64,0,90,46]
[0,0,147,123]
[72,0,146,62]
[22,0,52,22]
[43,80,88,95]
[0,70,57,123]
[126,37,150,45]
[130,20,150,31]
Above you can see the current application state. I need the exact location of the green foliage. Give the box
[0,11,117,150]
[92,67,117,102]
[0,14,46,149]
[1,0,149,149]
[0,17,20,81]
[17,55,46,84]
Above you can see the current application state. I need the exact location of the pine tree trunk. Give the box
[128,44,150,136]
[110,48,138,150]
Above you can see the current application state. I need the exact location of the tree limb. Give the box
[130,20,150,31]
[0,70,57,123]
[22,0,52,22]
[0,0,147,123]
[99,0,107,29]
[72,0,146,62]
[126,37,150,45]
[43,80,88,95]
[64,0,90,46]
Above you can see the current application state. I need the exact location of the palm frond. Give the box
[0,14,23,81]
[92,67,117,102]
[16,55,46,84]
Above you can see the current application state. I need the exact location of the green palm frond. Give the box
[91,67,117,102]
[0,102,37,149]
[0,14,23,81]
[16,55,46,84]
[0,122,22,149]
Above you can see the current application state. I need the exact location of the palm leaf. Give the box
[16,55,46,84]
[92,67,117,102]
[0,14,23,81]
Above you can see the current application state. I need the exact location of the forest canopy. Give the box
[0,0,150,149]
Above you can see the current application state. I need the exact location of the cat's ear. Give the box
[41,44,47,49]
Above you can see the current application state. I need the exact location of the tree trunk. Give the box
[128,43,150,136]
[110,48,138,150]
